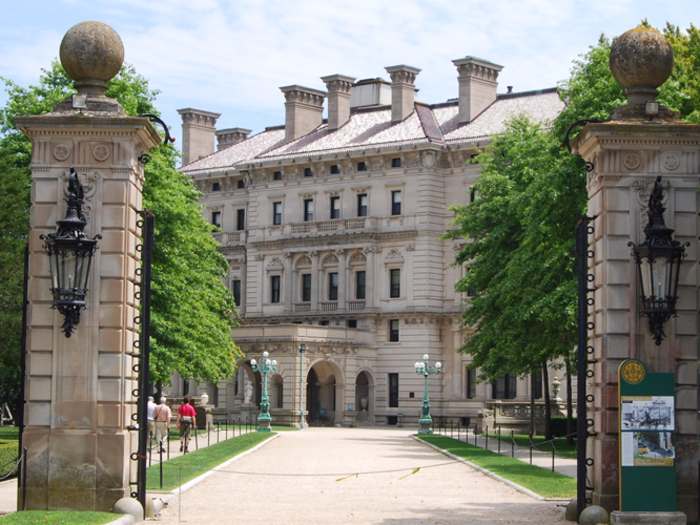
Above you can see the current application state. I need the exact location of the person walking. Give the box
[177,395,197,453]
[147,396,157,450]
[153,397,172,453]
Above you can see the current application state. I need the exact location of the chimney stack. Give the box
[280,85,326,142]
[452,57,503,124]
[384,65,421,122]
[321,74,356,130]
[216,127,252,150]
[177,108,221,166]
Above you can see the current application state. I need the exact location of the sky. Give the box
[0,0,698,161]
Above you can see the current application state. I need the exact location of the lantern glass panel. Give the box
[60,251,77,293]
[49,250,60,291]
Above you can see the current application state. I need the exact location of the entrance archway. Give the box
[306,360,344,425]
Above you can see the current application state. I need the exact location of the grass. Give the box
[0,511,120,525]
[419,435,576,499]
[484,432,577,459]
[146,431,274,491]
[0,428,19,442]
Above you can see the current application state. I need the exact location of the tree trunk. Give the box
[542,362,553,441]
[566,360,574,446]
[530,371,536,437]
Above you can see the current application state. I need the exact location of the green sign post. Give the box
[618,359,676,512]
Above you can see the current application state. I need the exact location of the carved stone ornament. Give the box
[322,254,338,267]
[53,144,71,161]
[255,254,264,261]
[266,257,284,270]
[422,151,436,168]
[385,248,403,260]
[406,243,415,251]
[662,152,680,171]
[295,256,312,269]
[349,252,367,265]
[92,143,110,161]
[623,152,641,170]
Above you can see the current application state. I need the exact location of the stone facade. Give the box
[170,56,569,431]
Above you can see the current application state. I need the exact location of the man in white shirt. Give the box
[147,396,157,449]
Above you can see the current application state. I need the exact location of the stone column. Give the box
[337,249,347,310]
[310,251,319,312]
[16,22,160,511]
[572,27,700,520]
[283,251,293,314]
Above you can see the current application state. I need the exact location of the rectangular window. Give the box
[492,373,517,400]
[232,279,241,307]
[347,319,357,328]
[357,161,367,172]
[390,269,400,298]
[470,187,476,202]
[236,209,245,231]
[389,373,399,407]
[391,190,402,215]
[273,171,282,180]
[270,275,281,303]
[211,211,222,228]
[330,164,340,174]
[330,196,340,219]
[389,319,399,342]
[467,368,476,399]
[273,202,282,225]
[356,270,366,300]
[357,194,368,217]
[391,157,401,168]
[304,167,313,177]
[466,267,476,297]
[212,182,221,191]
[302,274,311,302]
[304,199,314,221]
[328,273,338,301]
[237,180,246,189]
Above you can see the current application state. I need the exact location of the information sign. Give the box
[618,359,676,511]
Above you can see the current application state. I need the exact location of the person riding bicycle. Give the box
[177,395,197,453]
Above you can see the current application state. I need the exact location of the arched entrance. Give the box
[355,370,375,425]
[306,360,343,425]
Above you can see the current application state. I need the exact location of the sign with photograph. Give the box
[618,359,676,512]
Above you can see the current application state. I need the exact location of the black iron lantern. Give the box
[629,176,688,346]
[40,167,101,337]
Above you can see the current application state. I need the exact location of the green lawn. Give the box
[484,432,577,459]
[0,511,120,525]
[146,431,274,491]
[0,428,19,442]
[419,435,576,499]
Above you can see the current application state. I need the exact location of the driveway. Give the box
[158,427,564,524]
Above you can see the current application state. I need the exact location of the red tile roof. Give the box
[182,89,564,175]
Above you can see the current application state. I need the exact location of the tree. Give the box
[446,25,697,440]
[0,61,242,414]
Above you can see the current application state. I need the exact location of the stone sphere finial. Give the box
[59,21,124,96]
[609,26,674,105]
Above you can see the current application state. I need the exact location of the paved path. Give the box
[434,429,577,478]
[158,428,565,525]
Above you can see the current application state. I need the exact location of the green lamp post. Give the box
[415,354,441,434]
[250,351,277,432]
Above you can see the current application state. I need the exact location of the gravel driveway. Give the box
[158,427,565,525]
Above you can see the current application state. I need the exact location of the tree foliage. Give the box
[0,61,241,413]
[446,24,698,387]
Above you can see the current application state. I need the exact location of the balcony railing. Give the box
[347,300,366,311]
[288,218,371,236]
[212,231,247,247]
[320,301,338,312]
[294,303,311,312]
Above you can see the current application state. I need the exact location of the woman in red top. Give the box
[177,395,197,453]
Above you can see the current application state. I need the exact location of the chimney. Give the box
[216,127,252,150]
[321,74,356,130]
[177,108,221,166]
[452,57,503,124]
[279,85,326,142]
[384,65,421,122]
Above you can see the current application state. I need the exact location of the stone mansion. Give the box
[166,56,566,428]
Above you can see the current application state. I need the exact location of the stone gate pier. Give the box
[573,27,700,521]
[15,22,160,510]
